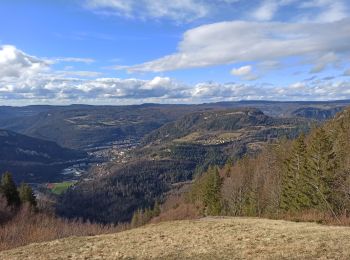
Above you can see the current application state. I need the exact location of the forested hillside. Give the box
[138,108,310,176]
[57,160,195,223]
[0,129,86,183]
[178,107,350,223]
[57,108,310,223]
[143,108,300,144]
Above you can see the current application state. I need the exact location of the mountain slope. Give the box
[2,217,350,259]
[57,108,311,223]
[0,129,86,183]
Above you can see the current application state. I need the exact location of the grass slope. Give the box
[2,217,350,259]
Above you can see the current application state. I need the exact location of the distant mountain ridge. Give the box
[0,101,348,149]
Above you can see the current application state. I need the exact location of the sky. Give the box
[0,0,350,105]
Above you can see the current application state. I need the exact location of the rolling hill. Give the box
[2,217,350,259]
[0,105,201,149]
[0,101,348,149]
[142,108,308,145]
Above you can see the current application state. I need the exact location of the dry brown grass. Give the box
[274,210,350,226]
[151,203,201,223]
[0,205,126,252]
[2,217,350,259]
[150,189,201,223]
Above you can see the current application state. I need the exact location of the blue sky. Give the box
[0,0,350,105]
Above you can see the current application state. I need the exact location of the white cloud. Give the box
[231,65,252,76]
[344,69,350,76]
[0,46,187,101]
[299,0,348,22]
[0,45,49,79]
[1,45,350,104]
[1,70,350,103]
[128,18,350,73]
[56,71,103,78]
[0,75,187,101]
[252,0,279,21]
[309,52,340,73]
[83,0,349,26]
[85,0,210,22]
[86,0,131,12]
[231,65,258,80]
[54,57,95,63]
[189,79,350,101]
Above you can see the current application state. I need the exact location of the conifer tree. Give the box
[18,182,37,208]
[204,167,222,215]
[327,119,350,213]
[307,128,337,211]
[281,134,312,211]
[0,172,20,207]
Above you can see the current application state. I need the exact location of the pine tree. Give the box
[328,118,350,213]
[204,167,222,215]
[307,128,337,211]
[0,172,20,207]
[281,134,312,211]
[18,182,37,208]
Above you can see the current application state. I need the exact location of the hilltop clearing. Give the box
[2,217,350,259]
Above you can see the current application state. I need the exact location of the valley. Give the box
[3,3,350,257]
[0,101,349,224]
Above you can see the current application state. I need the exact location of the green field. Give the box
[49,181,76,195]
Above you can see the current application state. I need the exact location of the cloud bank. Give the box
[128,18,350,73]
[85,0,211,22]
[85,0,348,23]
[1,45,350,104]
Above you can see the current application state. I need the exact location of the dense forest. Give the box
[159,107,350,224]
[57,159,196,223]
